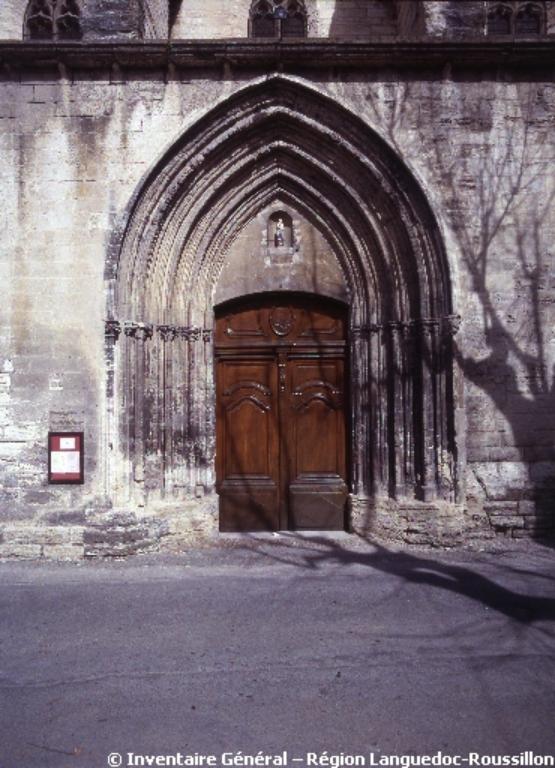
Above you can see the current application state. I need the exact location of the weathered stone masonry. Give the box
[0,1,554,557]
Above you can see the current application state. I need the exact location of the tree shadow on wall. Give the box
[367,78,555,543]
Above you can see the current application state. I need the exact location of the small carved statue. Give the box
[274,217,285,247]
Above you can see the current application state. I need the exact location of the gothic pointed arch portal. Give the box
[105,77,461,535]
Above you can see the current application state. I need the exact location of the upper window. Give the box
[487,3,512,34]
[487,2,545,36]
[514,2,543,34]
[250,0,307,38]
[24,0,82,40]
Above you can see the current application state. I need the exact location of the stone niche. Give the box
[214,201,348,306]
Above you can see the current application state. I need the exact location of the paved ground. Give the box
[1,534,554,768]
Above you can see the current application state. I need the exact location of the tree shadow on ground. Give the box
[234,534,555,625]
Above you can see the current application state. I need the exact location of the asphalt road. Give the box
[1,534,554,768]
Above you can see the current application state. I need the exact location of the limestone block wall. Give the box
[80,0,144,40]
[143,0,169,38]
[320,0,397,38]
[0,71,231,539]
[0,61,554,554]
[3,1,554,42]
[419,1,555,39]
[2,0,147,41]
[169,0,555,41]
[170,0,398,39]
[420,1,487,39]
[0,0,26,40]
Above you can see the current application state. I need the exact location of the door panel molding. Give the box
[215,293,348,532]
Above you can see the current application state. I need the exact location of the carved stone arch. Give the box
[106,77,460,533]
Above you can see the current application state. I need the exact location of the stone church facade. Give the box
[0,1,554,557]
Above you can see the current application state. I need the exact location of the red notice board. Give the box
[48,432,84,484]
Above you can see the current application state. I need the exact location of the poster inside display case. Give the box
[48,432,84,484]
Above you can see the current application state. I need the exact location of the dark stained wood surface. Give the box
[215,294,348,531]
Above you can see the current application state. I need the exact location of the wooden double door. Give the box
[215,294,348,531]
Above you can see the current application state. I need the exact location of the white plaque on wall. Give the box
[51,451,80,474]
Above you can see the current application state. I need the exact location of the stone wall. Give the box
[170,0,397,39]
[420,1,487,39]
[143,0,169,38]
[168,0,555,41]
[0,0,26,40]
[4,1,555,42]
[80,0,144,40]
[0,44,554,556]
[4,0,152,41]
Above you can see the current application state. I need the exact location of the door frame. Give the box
[213,291,351,531]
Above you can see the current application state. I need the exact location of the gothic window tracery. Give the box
[487,3,512,34]
[514,3,543,34]
[24,0,82,40]
[486,1,545,35]
[249,0,307,38]
[25,0,54,39]
[55,0,82,39]
[281,2,306,37]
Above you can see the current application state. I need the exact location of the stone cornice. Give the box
[1,39,554,75]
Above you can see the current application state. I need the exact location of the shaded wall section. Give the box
[327,0,397,39]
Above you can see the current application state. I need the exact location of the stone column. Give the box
[438,314,461,500]
[202,328,215,491]
[103,320,121,505]
[401,320,416,497]
[350,324,371,497]
[388,321,405,498]
[158,325,178,495]
[374,322,389,497]
[419,318,440,502]
[171,327,190,495]
[123,322,153,507]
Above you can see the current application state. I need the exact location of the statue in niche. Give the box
[268,211,293,251]
[274,217,285,247]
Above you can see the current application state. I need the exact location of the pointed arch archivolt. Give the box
[113,77,451,323]
[106,76,460,517]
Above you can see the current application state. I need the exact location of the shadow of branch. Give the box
[232,533,555,624]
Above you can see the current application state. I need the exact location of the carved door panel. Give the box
[285,356,347,529]
[216,357,280,531]
[215,294,348,532]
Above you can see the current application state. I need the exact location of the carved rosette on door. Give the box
[215,293,348,531]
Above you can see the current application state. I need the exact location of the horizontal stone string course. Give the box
[104,321,213,342]
[351,314,462,339]
[107,317,461,342]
